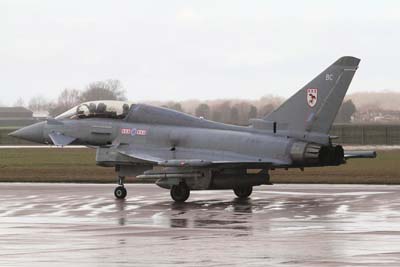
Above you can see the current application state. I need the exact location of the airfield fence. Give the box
[0,124,400,145]
[330,124,400,145]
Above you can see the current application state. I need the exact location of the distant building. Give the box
[33,110,50,120]
[0,107,33,118]
[0,106,43,127]
[352,110,400,124]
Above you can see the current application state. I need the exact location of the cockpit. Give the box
[55,100,134,120]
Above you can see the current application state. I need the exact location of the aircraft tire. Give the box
[233,186,253,199]
[170,183,190,202]
[114,186,127,199]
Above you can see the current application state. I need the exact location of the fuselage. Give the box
[45,117,293,166]
[10,102,345,170]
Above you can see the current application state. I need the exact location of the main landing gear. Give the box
[170,182,190,202]
[113,175,252,202]
[233,185,253,199]
[114,176,127,199]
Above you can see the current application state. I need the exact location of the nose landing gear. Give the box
[114,176,127,199]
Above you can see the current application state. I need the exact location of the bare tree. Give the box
[335,100,356,123]
[212,101,232,123]
[230,106,239,124]
[80,79,126,102]
[231,102,258,125]
[59,89,80,109]
[13,97,25,107]
[28,96,51,112]
[48,89,80,117]
[259,103,275,117]
[195,103,211,119]
[167,102,183,112]
[248,105,258,119]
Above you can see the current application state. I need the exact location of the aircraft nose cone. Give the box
[8,121,46,144]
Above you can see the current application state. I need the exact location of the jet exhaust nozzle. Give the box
[290,141,344,166]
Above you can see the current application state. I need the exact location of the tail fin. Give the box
[264,56,360,140]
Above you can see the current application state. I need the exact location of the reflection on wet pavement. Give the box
[1,184,400,266]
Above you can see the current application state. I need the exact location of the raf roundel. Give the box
[120,128,147,136]
[306,88,318,108]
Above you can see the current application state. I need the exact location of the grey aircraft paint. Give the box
[9,56,376,202]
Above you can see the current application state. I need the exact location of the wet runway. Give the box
[1,184,400,266]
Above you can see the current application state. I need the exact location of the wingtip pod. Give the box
[333,56,361,67]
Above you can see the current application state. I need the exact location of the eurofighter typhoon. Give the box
[10,57,376,202]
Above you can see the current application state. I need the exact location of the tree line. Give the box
[19,79,126,117]
[14,79,356,124]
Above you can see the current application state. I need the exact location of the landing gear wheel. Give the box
[114,186,127,199]
[170,183,190,202]
[233,186,253,199]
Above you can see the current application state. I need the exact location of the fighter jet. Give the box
[10,56,376,202]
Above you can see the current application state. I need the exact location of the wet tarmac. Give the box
[1,183,400,266]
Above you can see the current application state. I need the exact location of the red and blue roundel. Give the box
[120,128,147,136]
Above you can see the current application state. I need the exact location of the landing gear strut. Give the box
[114,176,127,199]
[170,183,190,202]
[233,186,253,199]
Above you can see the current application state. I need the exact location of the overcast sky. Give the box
[1,0,400,106]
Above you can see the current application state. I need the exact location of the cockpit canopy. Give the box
[56,100,134,120]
